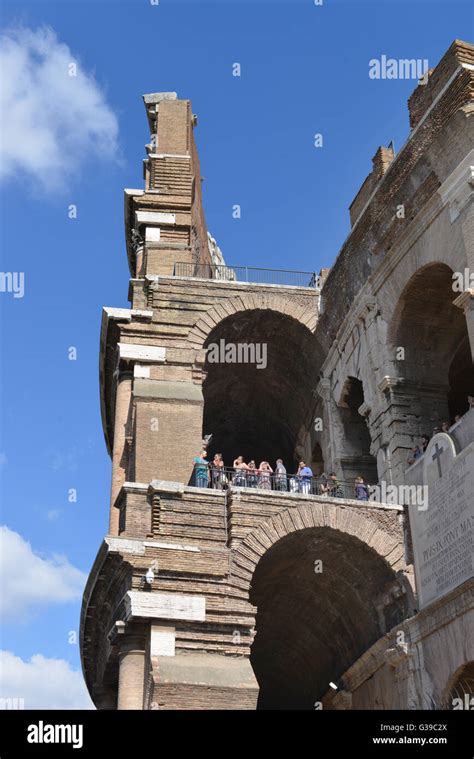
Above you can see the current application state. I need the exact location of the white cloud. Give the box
[0,25,119,189]
[0,526,86,621]
[0,651,94,709]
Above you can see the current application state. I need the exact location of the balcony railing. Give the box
[192,466,373,501]
[173,262,319,288]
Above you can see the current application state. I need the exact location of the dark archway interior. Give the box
[339,377,378,483]
[391,263,474,423]
[340,377,372,454]
[203,310,321,469]
[250,527,410,710]
[310,442,324,476]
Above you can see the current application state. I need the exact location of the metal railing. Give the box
[192,466,373,501]
[173,262,318,288]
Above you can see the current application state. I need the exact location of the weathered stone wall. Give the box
[323,580,474,710]
[313,40,474,486]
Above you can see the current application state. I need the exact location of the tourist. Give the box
[211,453,224,489]
[421,434,430,452]
[233,455,249,487]
[247,460,259,488]
[258,461,273,489]
[193,450,209,488]
[318,472,329,496]
[274,458,288,491]
[327,472,344,498]
[354,476,369,501]
[297,460,313,494]
[454,414,461,423]
[468,395,474,409]
[407,445,422,466]
[441,421,450,433]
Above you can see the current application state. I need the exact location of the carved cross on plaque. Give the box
[432,442,444,479]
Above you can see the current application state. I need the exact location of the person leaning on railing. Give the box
[247,460,259,488]
[354,475,369,501]
[193,449,209,488]
[297,461,313,494]
[320,472,343,498]
[233,456,250,486]
[258,461,273,489]
[211,453,224,489]
[274,459,288,491]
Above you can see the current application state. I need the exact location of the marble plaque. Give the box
[408,434,474,609]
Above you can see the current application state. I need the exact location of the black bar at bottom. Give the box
[0,709,472,757]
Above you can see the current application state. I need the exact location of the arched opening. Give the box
[444,662,474,709]
[310,441,324,476]
[249,527,410,710]
[338,376,377,484]
[202,309,321,469]
[390,263,474,430]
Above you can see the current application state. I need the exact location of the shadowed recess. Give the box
[249,527,410,710]
[202,310,322,467]
[390,263,474,418]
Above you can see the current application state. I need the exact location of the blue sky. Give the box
[0,0,472,707]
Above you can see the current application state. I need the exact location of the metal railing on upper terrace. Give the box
[173,262,319,288]
[191,466,373,502]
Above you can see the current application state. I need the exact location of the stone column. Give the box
[315,378,336,473]
[454,289,474,360]
[117,633,147,710]
[109,368,133,535]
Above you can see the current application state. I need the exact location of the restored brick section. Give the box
[133,398,204,485]
[125,95,211,279]
[155,99,191,155]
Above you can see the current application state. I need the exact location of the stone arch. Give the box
[200,306,323,466]
[441,661,474,710]
[387,261,473,422]
[309,441,324,476]
[229,502,411,709]
[230,502,407,595]
[336,375,378,484]
[186,292,317,350]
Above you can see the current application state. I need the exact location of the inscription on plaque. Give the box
[408,433,474,609]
